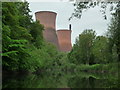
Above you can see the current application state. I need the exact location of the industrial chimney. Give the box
[69,24,71,30]
[35,11,59,49]
[57,29,72,52]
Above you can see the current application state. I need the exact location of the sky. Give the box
[28,0,112,45]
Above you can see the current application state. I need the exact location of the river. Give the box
[2,71,119,88]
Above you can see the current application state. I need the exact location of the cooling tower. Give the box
[57,30,72,52]
[35,11,59,49]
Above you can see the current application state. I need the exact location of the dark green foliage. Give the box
[68,29,117,65]
[68,1,119,77]
[70,1,120,63]
[68,29,96,65]
[92,36,112,64]
[2,2,62,72]
[107,2,120,61]
[2,1,119,75]
[30,21,44,48]
[2,2,32,71]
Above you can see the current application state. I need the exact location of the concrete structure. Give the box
[35,11,72,52]
[35,11,59,49]
[57,29,72,52]
[35,11,56,29]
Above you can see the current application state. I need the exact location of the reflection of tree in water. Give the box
[67,76,90,88]
[67,73,118,88]
[69,76,95,88]
[3,72,119,88]
[3,72,68,88]
[89,76,95,88]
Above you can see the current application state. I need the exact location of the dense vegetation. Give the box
[68,1,120,74]
[2,1,120,88]
[2,2,67,73]
[68,29,118,65]
[2,1,119,76]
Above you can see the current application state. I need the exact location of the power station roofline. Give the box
[35,11,57,14]
[57,29,72,31]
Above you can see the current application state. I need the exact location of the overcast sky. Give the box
[28,1,112,45]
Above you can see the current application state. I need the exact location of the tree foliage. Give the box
[68,1,119,66]
[69,1,119,20]
[92,36,112,64]
[2,2,62,72]
[68,29,116,65]
[68,29,96,65]
[107,2,120,61]
[2,1,120,74]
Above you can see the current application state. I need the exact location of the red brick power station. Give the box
[35,11,72,52]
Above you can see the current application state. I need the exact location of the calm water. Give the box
[3,71,119,88]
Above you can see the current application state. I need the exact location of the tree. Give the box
[92,36,112,64]
[107,2,120,62]
[2,2,44,71]
[30,21,44,49]
[69,0,118,20]
[68,29,96,65]
[2,2,32,71]
[2,2,61,72]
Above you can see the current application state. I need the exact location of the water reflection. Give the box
[2,71,119,88]
[89,77,95,88]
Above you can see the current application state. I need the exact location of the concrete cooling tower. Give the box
[35,11,59,49]
[57,30,72,52]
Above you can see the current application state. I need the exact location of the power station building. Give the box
[35,11,72,52]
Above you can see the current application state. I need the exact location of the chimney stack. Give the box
[57,29,72,52]
[35,11,59,50]
[69,24,71,30]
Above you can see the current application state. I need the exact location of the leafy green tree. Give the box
[107,2,120,62]
[92,36,112,64]
[16,2,33,29]
[2,2,44,71]
[30,21,44,49]
[68,29,96,65]
[2,2,32,71]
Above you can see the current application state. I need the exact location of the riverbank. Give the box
[3,62,119,76]
[64,62,119,74]
[76,63,119,74]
